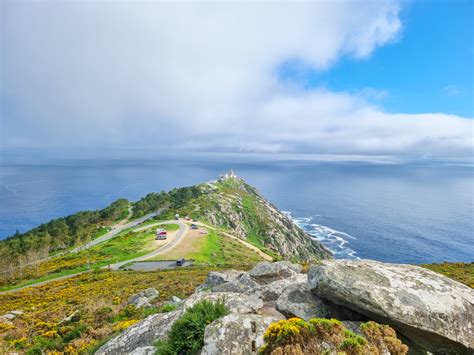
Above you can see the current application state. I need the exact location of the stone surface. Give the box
[129,346,156,355]
[96,310,181,354]
[205,270,243,288]
[1,313,16,321]
[170,296,183,304]
[249,261,301,285]
[258,274,306,302]
[128,288,159,309]
[309,259,474,353]
[184,291,263,315]
[276,282,332,320]
[276,282,366,321]
[200,313,283,355]
[212,273,261,295]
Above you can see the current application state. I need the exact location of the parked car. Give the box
[191,224,198,229]
[176,258,185,266]
[156,235,167,240]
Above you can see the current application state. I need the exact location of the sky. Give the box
[0,0,473,163]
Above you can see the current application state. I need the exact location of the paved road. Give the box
[0,218,271,294]
[71,210,162,252]
[109,220,188,270]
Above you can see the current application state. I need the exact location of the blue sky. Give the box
[1,0,473,162]
[280,0,473,117]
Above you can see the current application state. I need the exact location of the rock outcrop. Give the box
[98,259,471,355]
[201,313,284,354]
[308,259,474,354]
[96,310,181,355]
[128,288,159,309]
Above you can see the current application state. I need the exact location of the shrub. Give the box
[259,318,408,355]
[158,303,179,313]
[155,299,229,355]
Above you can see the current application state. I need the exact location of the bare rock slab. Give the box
[200,313,284,355]
[308,259,474,353]
[96,310,181,354]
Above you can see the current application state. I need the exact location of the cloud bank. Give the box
[1,1,472,162]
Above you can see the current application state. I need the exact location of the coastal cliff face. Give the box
[193,176,332,261]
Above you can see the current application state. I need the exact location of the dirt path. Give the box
[0,219,272,294]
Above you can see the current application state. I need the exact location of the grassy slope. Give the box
[149,229,264,266]
[421,262,473,288]
[0,268,219,354]
[0,224,179,291]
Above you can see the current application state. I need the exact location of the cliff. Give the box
[179,175,332,261]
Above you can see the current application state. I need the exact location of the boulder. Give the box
[128,288,159,309]
[276,283,332,320]
[1,313,16,321]
[259,274,306,302]
[205,270,243,287]
[184,291,263,315]
[170,296,183,304]
[96,310,181,354]
[201,313,284,354]
[211,273,261,295]
[276,283,366,321]
[249,261,301,285]
[308,259,474,353]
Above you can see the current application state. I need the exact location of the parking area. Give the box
[124,260,194,271]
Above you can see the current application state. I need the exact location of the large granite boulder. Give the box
[200,313,284,354]
[308,259,474,353]
[249,261,302,284]
[276,282,367,321]
[259,274,306,302]
[96,310,181,354]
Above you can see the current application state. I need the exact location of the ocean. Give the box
[1,158,473,264]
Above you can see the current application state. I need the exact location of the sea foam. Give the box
[283,211,359,259]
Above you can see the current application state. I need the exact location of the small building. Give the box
[219,169,237,180]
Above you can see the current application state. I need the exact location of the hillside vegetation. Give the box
[0,268,219,354]
[421,262,473,288]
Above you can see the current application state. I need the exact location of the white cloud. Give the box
[1,0,472,161]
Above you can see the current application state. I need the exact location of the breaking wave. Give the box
[283,211,359,259]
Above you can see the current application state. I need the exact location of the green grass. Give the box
[155,299,229,354]
[421,262,473,288]
[1,229,158,291]
[0,268,92,292]
[188,230,225,264]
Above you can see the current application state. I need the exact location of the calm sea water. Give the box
[1,159,473,264]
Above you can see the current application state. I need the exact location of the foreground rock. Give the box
[96,310,181,354]
[309,259,474,353]
[201,313,284,354]
[249,261,301,284]
[276,283,365,321]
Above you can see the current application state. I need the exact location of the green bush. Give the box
[155,299,229,355]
